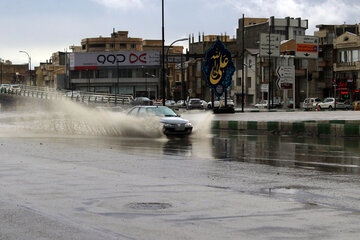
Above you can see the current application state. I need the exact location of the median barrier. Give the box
[211,119,360,137]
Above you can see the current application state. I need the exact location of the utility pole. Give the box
[161,0,166,106]
[0,58,3,84]
[241,14,245,112]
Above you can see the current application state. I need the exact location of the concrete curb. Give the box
[212,120,360,137]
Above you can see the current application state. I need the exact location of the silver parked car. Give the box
[127,106,193,136]
[187,98,203,110]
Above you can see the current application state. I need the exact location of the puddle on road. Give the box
[212,130,360,175]
[126,202,172,210]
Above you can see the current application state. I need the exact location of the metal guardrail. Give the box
[0,84,133,106]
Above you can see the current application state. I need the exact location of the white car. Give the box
[0,84,11,92]
[176,100,186,108]
[207,100,220,109]
[127,106,192,136]
[64,91,81,98]
[208,98,234,109]
[303,98,321,109]
[10,84,21,92]
[255,100,268,108]
[165,100,176,107]
[317,98,335,110]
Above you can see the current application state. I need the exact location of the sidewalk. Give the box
[212,109,360,136]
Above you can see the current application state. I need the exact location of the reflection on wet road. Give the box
[65,129,360,175]
[211,130,360,174]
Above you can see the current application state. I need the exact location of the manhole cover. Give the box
[127,202,172,210]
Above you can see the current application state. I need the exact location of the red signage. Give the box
[296,44,318,53]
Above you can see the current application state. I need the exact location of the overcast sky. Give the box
[1,0,359,68]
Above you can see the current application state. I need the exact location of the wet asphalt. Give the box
[0,109,360,239]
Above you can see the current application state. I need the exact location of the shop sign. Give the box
[69,51,160,70]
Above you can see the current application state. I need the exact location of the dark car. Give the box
[127,106,193,136]
[131,97,153,106]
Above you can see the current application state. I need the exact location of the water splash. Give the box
[2,99,213,139]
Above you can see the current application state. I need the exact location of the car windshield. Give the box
[147,107,177,117]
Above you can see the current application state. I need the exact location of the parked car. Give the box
[317,97,335,110]
[0,84,11,92]
[176,100,186,108]
[303,97,321,110]
[207,100,220,109]
[207,98,234,109]
[10,84,21,92]
[165,100,176,107]
[220,98,234,108]
[127,106,192,136]
[255,100,268,108]
[64,91,81,98]
[201,100,208,109]
[187,98,203,110]
[335,99,351,110]
[255,100,281,108]
[131,97,153,106]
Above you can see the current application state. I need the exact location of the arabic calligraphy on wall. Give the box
[202,39,235,98]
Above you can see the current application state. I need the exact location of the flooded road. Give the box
[212,130,360,175]
[1,106,360,239]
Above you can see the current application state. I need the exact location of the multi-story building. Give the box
[315,24,360,100]
[35,52,67,88]
[0,59,29,85]
[67,30,183,100]
[236,17,309,107]
[333,31,360,101]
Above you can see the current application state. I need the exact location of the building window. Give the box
[352,50,359,62]
[97,69,108,78]
[196,61,201,72]
[237,77,241,86]
[110,43,115,48]
[89,44,106,48]
[131,44,136,49]
[120,43,127,49]
[118,69,132,78]
[82,45,86,50]
[196,77,201,89]
[70,71,80,79]
[80,70,92,79]
[247,77,252,88]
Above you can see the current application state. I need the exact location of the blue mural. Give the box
[202,38,235,98]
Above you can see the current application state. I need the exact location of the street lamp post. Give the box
[19,51,32,86]
[165,38,188,102]
[162,0,165,106]
[0,58,4,84]
[145,72,155,99]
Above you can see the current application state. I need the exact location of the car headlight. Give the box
[185,122,192,127]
